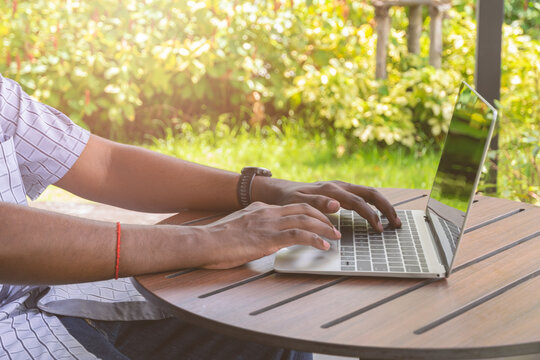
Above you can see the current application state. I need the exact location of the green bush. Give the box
[498,24,539,204]
[0,0,474,143]
[0,0,538,203]
[504,0,540,39]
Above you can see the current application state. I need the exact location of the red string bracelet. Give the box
[115,222,121,280]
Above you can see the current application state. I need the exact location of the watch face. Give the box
[255,168,272,176]
[242,167,272,177]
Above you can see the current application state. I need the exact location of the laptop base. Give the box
[274,210,446,279]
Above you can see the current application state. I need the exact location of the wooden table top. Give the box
[134,188,540,359]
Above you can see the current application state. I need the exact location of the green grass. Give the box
[41,119,538,206]
[34,119,537,206]
[36,122,440,204]
[147,122,440,191]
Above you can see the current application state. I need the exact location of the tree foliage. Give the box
[0,0,476,142]
[0,0,538,202]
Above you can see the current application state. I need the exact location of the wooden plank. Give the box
[138,190,426,308]
[134,194,540,359]
[453,207,540,267]
[141,189,423,291]
[140,193,533,295]
[223,206,536,319]
[412,275,540,349]
[142,194,430,294]
[465,195,528,227]
[140,195,534,309]
[147,207,539,354]
[137,255,274,300]
[321,237,539,348]
[195,272,344,313]
[163,206,538,324]
[144,235,538,358]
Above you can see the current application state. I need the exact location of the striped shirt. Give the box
[0,74,168,359]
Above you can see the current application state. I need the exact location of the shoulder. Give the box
[0,73,21,138]
[0,73,20,96]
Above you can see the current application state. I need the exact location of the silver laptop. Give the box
[274,82,498,279]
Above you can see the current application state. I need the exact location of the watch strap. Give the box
[237,167,272,208]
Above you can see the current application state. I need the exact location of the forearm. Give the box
[107,143,240,212]
[0,202,211,285]
[57,135,242,213]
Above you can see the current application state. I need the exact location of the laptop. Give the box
[274,81,498,279]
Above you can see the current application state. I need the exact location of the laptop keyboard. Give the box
[333,210,429,273]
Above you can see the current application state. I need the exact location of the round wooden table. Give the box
[134,188,540,359]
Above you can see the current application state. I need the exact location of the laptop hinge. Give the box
[424,214,451,276]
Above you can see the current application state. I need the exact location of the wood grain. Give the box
[134,189,540,359]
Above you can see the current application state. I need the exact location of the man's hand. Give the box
[252,178,401,232]
[57,135,401,233]
[200,202,341,269]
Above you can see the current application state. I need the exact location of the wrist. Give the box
[125,224,211,275]
[173,225,220,269]
[251,176,284,205]
[191,225,218,267]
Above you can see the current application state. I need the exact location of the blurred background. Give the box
[0,0,538,205]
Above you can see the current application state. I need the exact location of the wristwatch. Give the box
[237,167,272,208]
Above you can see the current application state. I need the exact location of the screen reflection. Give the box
[427,82,496,268]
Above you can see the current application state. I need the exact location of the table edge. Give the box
[134,190,540,359]
[131,276,540,359]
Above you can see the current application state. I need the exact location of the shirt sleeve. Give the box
[0,74,90,200]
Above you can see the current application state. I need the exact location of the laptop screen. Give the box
[426,82,497,270]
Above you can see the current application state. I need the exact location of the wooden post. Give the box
[476,0,504,193]
[375,5,391,79]
[408,5,422,54]
[373,0,451,78]
[429,4,443,68]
